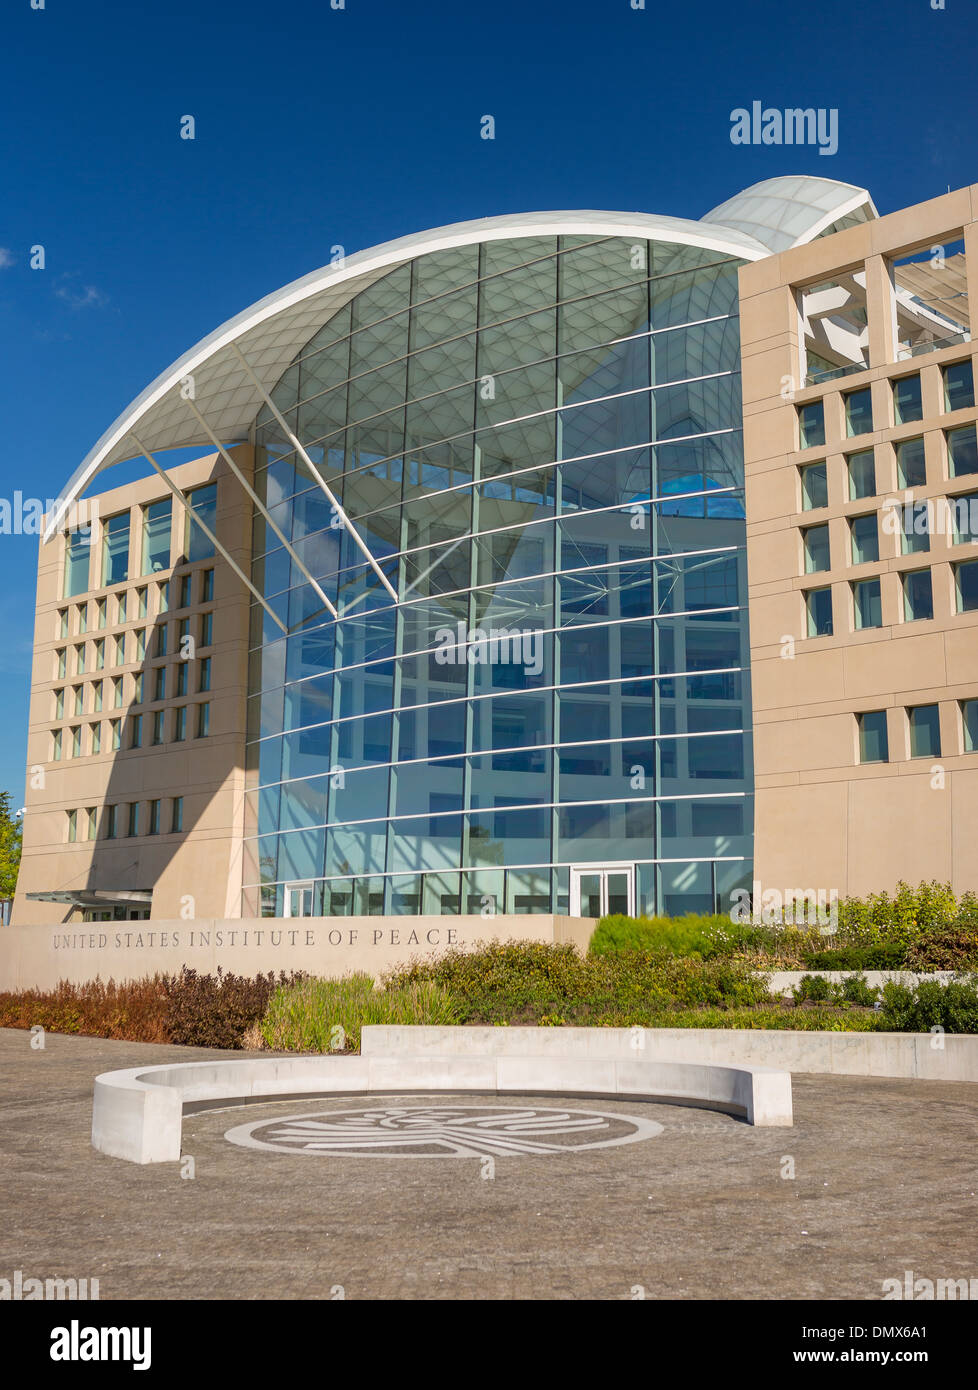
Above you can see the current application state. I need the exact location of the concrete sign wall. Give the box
[0,915,595,991]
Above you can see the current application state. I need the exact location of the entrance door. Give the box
[569,863,635,918]
[284,881,315,917]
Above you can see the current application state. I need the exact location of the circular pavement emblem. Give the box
[224,1104,664,1158]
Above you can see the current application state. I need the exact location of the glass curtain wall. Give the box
[244,234,754,916]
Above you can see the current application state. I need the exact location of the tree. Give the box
[0,791,23,899]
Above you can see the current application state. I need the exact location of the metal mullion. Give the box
[127,433,288,636]
[231,341,399,604]
[180,393,338,619]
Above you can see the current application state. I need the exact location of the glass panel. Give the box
[806,587,833,637]
[908,704,941,758]
[142,499,172,574]
[64,531,92,597]
[102,513,130,586]
[800,462,827,510]
[185,483,217,561]
[903,568,933,622]
[853,578,882,628]
[948,424,978,478]
[893,374,922,424]
[845,388,873,436]
[896,437,926,488]
[804,524,830,573]
[799,401,825,449]
[858,710,889,763]
[944,360,975,412]
[850,514,879,564]
[848,451,875,500]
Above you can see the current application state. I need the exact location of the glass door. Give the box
[569,863,635,917]
[284,881,315,918]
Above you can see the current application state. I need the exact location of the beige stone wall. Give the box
[12,449,252,924]
[740,184,978,899]
[0,915,595,991]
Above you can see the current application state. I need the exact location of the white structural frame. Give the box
[43,182,880,543]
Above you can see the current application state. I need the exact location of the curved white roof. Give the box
[48,184,874,535]
[702,175,877,254]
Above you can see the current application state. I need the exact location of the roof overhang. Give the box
[26,889,154,907]
[45,210,770,540]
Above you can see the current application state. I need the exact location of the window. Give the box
[86,807,96,841]
[134,629,147,662]
[56,648,66,679]
[901,500,931,555]
[67,809,77,843]
[102,512,131,586]
[850,514,879,565]
[152,710,164,745]
[142,498,172,574]
[95,598,106,629]
[944,360,975,412]
[176,663,188,697]
[110,719,121,751]
[94,638,105,670]
[800,462,827,510]
[858,710,889,763]
[955,559,978,612]
[75,644,86,675]
[847,450,876,500]
[185,483,217,562]
[71,726,81,758]
[113,634,125,666]
[106,805,119,840]
[93,680,103,712]
[157,624,168,657]
[73,686,84,716]
[91,722,102,755]
[845,387,873,436]
[171,797,184,833]
[157,580,169,613]
[154,666,166,701]
[148,800,161,836]
[51,728,62,761]
[133,672,144,703]
[908,704,941,758]
[853,577,883,629]
[196,702,210,738]
[903,568,933,622]
[117,591,127,624]
[54,688,64,719]
[57,609,68,639]
[177,616,190,643]
[128,802,140,838]
[174,706,187,741]
[112,677,123,709]
[130,713,143,749]
[200,611,213,647]
[201,569,214,602]
[803,524,830,573]
[893,374,923,424]
[799,401,825,449]
[77,603,88,634]
[963,699,978,753]
[948,424,978,477]
[951,492,978,546]
[198,657,211,693]
[806,587,833,637]
[63,530,91,598]
[137,587,148,618]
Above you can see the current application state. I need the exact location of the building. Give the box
[10,176,978,936]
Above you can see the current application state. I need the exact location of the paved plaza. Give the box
[2,1028,976,1301]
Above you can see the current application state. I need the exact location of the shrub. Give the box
[0,976,169,1042]
[385,939,769,1025]
[792,974,833,1004]
[877,976,978,1033]
[589,912,766,959]
[904,922,978,971]
[260,973,461,1053]
[803,942,908,971]
[836,974,880,1007]
[163,967,305,1049]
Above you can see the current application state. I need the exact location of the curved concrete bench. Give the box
[92,1051,792,1163]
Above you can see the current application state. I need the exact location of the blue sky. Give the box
[1,0,976,799]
